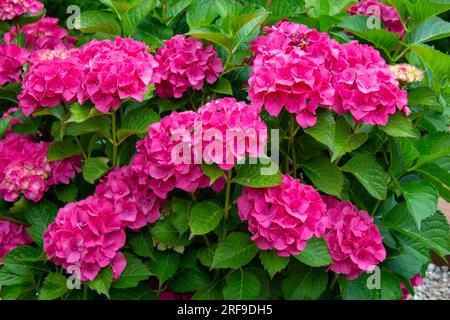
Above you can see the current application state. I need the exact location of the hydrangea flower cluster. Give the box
[196,98,267,170]
[153,35,222,98]
[0,0,44,21]
[0,220,32,261]
[331,41,409,125]
[249,21,409,127]
[132,111,210,199]
[76,37,159,113]
[249,22,338,127]
[95,166,165,230]
[389,64,424,83]
[237,175,328,257]
[348,0,405,36]
[43,196,127,281]
[0,43,29,86]
[4,17,77,50]
[18,52,83,116]
[321,196,386,280]
[401,274,423,300]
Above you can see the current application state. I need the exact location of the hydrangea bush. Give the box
[0,0,449,301]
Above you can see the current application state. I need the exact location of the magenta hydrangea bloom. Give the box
[18,53,83,116]
[0,0,44,20]
[331,41,409,125]
[132,111,209,199]
[4,17,77,50]
[0,220,32,261]
[43,196,127,281]
[153,35,223,98]
[95,166,165,230]
[348,0,405,36]
[322,196,386,280]
[401,274,423,300]
[196,98,267,170]
[76,37,159,113]
[237,175,328,257]
[249,22,339,127]
[0,43,29,86]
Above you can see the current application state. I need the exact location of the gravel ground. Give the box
[410,264,450,300]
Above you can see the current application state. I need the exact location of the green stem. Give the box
[290,115,297,178]
[82,283,88,300]
[111,110,118,166]
[74,136,87,160]
[372,200,381,216]
[223,170,233,221]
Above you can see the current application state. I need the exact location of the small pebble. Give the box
[411,264,450,300]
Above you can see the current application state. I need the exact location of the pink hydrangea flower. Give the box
[196,98,267,170]
[48,156,81,186]
[0,43,29,86]
[348,0,405,37]
[249,22,339,127]
[29,47,73,64]
[322,196,386,280]
[131,111,209,199]
[43,196,127,281]
[401,274,423,300]
[237,175,328,257]
[18,53,83,116]
[95,166,165,230]
[331,41,409,125]
[389,64,423,83]
[159,291,192,300]
[153,35,223,98]
[76,37,159,113]
[0,0,44,20]
[0,220,32,261]
[4,17,77,50]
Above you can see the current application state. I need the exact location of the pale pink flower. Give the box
[389,64,423,83]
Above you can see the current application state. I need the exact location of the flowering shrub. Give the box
[0,0,449,301]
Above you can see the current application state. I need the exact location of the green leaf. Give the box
[380,113,417,138]
[113,253,151,289]
[67,103,101,123]
[128,229,153,258]
[400,180,439,229]
[54,181,78,203]
[414,158,450,201]
[66,116,110,137]
[232,7,269,52]
[211,78,233,95]
[212,232,258,269]
[340,271,403,300]
[186,0,219,29]
[406,0,450,29]
[294,238,333,267]
[197,245,216,267]
[189,201,223,235]
[88,267,112,298]
[259,251,289,279]
[281,262,328,300]
[0,269,31,286]
[47,139,81,161]
[304,110,335,147]
[38,273,69,300]
[169,267,211,292]
[223,270,261,300]
[79,10,121,35]
[151,220,190,247]
[302,157,344,197]
[416,132,450,167]
[122,0,158,36]
[169,199,190,235]
[330,119,368,162]
[188,26,233,52]
[149,250,180,283]
[118,108,160,143]
[192,280,224,300]
[3,246,45,276]
[382,203,450,257]
[234,158,282,188]
[110,284,156,300]
[342,153,389,200]
[0,117,11,139]
[338,15,399,53]
[82,157,109,184]
[25,201,57,247]
[407,44,450,82]
[201,163,225,185]
[406,16,450,43]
